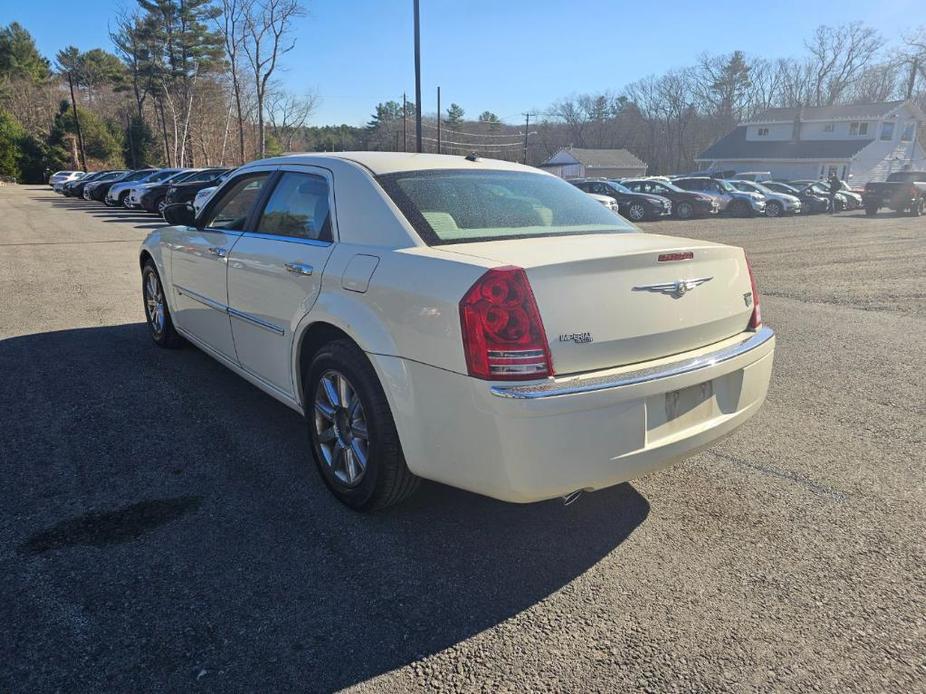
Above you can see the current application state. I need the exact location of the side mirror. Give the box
[163,202,197,227]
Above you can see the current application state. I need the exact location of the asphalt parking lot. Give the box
[1,185,923,692]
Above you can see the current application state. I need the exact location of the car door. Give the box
[225,167,337,397]
[170,170,273,360]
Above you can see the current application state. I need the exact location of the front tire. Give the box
[306,339,419,510]
[626,201,647,222]
[142,261,183,348]
[155,197,167,216]
[765,201,783,218]
[675,201,694,220]
[865,205,878,216]
[729,199,751,217]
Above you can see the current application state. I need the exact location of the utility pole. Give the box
[67,71,87,171]
[403,92,408,152]
[436,86,441,154]
[522,112,531,165]
[413,0,422,153]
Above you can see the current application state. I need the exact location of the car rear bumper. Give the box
[373,327,775,503]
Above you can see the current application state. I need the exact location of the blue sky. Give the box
[6,0,919,126]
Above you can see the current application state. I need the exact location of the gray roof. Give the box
[747,101,905,123]
[540,147,646,169]
[697,127,872,161]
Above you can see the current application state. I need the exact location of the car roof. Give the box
[240,152,548,176]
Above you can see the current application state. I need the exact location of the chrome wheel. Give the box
[313,370,369,488]
[144,271,165,336]
[765,201,782,217]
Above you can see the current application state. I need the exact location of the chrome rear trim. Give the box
[490,326,774,400]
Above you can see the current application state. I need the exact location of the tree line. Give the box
[1,10,925,183]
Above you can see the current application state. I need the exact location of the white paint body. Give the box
[141,153,775,503]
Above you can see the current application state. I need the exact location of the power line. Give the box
[420,121,533,138]
[421,136,526,148]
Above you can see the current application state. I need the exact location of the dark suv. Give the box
[620,178,718,219]
[570,178,671,221]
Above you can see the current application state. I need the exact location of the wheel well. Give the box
[139,250,153,271]
[295,322,357,400]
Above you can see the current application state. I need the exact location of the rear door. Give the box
[170,170,273,360]
[225,167,336,397]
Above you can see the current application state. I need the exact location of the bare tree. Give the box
[805,23,884,106]
[265,82,318,150]
[241,0,306,158]
[218,0,248,163]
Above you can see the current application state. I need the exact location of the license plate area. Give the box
[646,380,716,443]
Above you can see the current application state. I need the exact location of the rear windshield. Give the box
[377,169,636,245]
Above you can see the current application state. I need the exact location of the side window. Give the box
[256,172,332,241]
[203,173,270,231]
[591,182,607,194]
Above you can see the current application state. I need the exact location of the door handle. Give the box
[284,262,314,276]
[207,246,228,258]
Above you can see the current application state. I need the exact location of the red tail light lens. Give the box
[746,255,762,330]
[459,266,553,380]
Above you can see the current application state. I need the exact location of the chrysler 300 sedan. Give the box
[140,153,775,510]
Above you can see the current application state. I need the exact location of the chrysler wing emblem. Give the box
[633,276,713,299]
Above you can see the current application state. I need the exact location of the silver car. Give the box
[730,180,801,217]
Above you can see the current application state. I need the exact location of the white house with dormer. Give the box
[696,100,926,185]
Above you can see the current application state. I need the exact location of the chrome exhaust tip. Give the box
[562,490,584,506]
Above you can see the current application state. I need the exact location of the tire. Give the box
[305,339,419,511]
[765,201,783,218]
[675,201,694,220]
[865,205,878,216]
[155,197,167,216]
[118,191,130,207]
[142,260,183,348]
[910,198,923,217]
[626,201,647,222]
[729,199,751,217]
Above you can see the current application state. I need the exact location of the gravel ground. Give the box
[0,185,923,692]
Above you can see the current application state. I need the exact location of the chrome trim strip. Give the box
[241,231,332,247]
[174,284,227,314]
[228,307,285,336]
[490,327,775,400]
[175,284,285,336]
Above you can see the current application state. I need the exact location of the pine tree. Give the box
[446,103,464,129]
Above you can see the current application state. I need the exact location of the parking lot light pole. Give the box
[414,0,422,153]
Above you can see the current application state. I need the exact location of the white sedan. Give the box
[140,153,775,510]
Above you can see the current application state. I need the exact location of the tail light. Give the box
[745,255,762,330]
[459,266,553,380]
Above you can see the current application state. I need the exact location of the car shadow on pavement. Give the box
[0,323,649,691]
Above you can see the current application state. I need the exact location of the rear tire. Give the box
[142,261,183,348]
[305,339,419,511]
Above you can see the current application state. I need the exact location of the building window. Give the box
[824,123,834,132]
[901,122,915,142]
[757,127,769,136]
[849,122,868,136]
[881,121,895,141]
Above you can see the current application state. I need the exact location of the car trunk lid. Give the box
[440,233,753,375]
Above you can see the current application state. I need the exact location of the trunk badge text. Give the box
[633,276,713,299]
[559,332,593,344]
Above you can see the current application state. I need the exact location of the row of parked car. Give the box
[571,174,865,222]
[49,167,229,216]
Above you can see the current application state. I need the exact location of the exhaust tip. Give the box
[562,490,584,506]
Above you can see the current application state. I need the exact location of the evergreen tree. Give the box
[446,103,464,128]
[0,22,51,84]
[0,108,24,179]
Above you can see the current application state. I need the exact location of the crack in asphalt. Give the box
[710,451,850,502]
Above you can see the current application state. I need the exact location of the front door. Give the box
[226,168,336,397]
[170,171,273,360]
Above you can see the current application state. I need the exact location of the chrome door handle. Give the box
[284,262,313,276]
[207,247,227,258]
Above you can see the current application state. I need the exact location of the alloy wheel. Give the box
[766,201,782,217]
[144,271,165,336]
[313,370,370,488]
[628,203,646,221]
